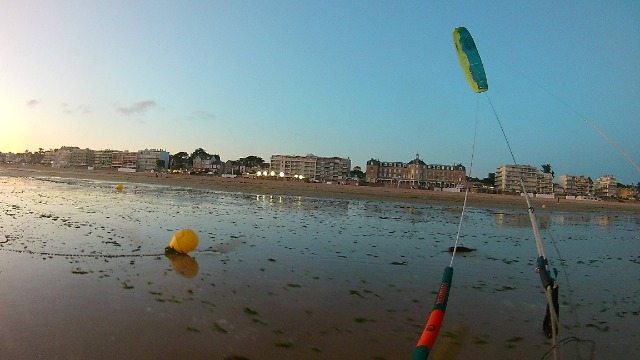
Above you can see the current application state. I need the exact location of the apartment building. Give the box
[537,172,554,195]
[41,150,54,165]
[366,154,466,189]
[270,154,350,181]
[136,149,170,172]
[51,147,74,168]
[69,148,94,167]
[93,149,115,169]
[558,174,591,196]
[495,164,547,194]
[594,175,617,198]
[112,151,138,170]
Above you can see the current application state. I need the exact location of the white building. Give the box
[594,175,617,198]
[495,164,554,194]
[558,174,591,196]
[270,154,350,181]
[537,172,554,195]
[136,149,170,172]
[51,149,72,168]
[495,165,538,193]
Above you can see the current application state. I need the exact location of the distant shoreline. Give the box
[2,164,639,213]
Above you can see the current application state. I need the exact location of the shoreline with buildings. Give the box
[2,164,638,213]
[1,147,637,201]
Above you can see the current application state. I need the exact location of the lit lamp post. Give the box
[279,172,285,180]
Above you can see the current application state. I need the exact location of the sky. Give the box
[1,1,639,184]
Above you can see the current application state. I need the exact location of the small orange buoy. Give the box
[168,229,199,254]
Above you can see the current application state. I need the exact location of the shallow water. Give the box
[1,176,638,359]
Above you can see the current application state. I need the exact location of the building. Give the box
[192,154,221,173]
[69,148,94,167]
[112,151,138,170]
[137,149,170,172]
[558,175,592,196]
[270,154,350,181]
[594,175,617,198]
[537,172,554,195]
[315,156,351,181]
[366,160,406,184]
[51,148,74,168]
[41,150,55,165]
[93,149,115,169]
[366,154,466,189]
[495,164,553,194]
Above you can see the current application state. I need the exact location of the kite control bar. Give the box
[536,255,560,339]
[411,266,454,359]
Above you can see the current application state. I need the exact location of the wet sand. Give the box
[1,171,639,359]
[2,164,638,212]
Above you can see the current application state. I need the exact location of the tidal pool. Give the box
[1,176,638,359]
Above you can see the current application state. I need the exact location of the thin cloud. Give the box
[26,99,41,108]
[117,100,157,115]
[190,110,216,121]
[61,103,91,115]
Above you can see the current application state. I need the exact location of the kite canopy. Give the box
[453,27,488,93]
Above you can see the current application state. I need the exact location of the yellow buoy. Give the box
[542,204,547,208]
[168,229,199,253]
[116,183,123,191]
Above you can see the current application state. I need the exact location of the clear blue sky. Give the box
[1,1,638,184]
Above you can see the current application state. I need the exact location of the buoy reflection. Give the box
[164,251,199,279]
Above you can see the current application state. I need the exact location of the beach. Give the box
[2,164,638,213]
[1,165,639,359]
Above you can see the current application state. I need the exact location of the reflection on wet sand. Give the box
[165,252,199,278]
[254,194,349,215]
[553,214,615,227]
[493,211,551,228]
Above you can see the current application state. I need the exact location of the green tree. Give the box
[170,152,189,169]
[189,148,210,163]
[482,172,495,186]
[242,155,264,167]
[156,159,166,170]
[350,169,365,179]
[541,164,555,177]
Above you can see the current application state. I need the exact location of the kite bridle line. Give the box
[410,97,480,360]
[497,58,640,176]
